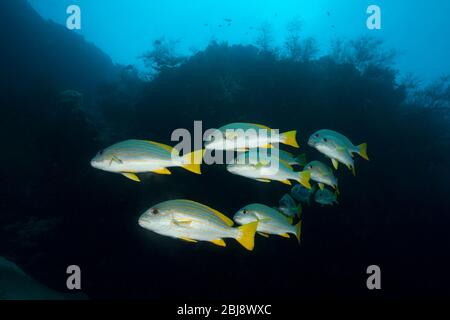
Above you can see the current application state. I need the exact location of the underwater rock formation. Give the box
[0,0,117,98]
[0,257,87,300]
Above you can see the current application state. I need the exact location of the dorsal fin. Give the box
[182,200,234,227]
[252,123,271,130]
[208,207,234,226]
[146,140,174,153]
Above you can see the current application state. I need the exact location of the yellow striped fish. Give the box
[90,139,204,182]
[227,152,311,188]
[233,203,301,242]
[308,129,368,175]
[138,199,259,251]
[205,122,299,150]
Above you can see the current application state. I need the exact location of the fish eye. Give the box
[98,150,104,156]
[150,208,159,215]
[315,134,319,137]
[323,138,328,142]
[242,209,248,214]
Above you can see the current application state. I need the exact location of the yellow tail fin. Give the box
[357,143,369,160]
[297,170,311,189]
[295,220,302,243]
[236,221,258,251]
[281,130,299,148]
[181,149,205,174]
[297,204,302,218]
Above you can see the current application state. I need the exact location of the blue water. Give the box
[29,0,450,82]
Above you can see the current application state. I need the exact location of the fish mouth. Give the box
[138,215,151,228]
[307,138,316,147]
[90,158,99,168]
[233,215,244,225]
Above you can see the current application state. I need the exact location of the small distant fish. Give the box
[205,122,299,151]
[218,24,222,28]
[234,204,301,241]
[278,194,301,218]
[291,184,316,205]
[227,152,311,188]
[91,140,204,182]
[304,160,338,192]
[138,200,258,250]
[308,129,368,175]
[224,18,232,23]
[314,188,338,206]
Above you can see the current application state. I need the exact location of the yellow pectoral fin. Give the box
[279,233,290,238]
[210,239,226,247]
[318,183,325,190]
[280,179,292,186]
[331,158,339,170]
[172,219,192,227]
[256,178,271,183]
[122,172,140,182]
[151,168,172,175]
[259,143,273,148]
[258,232,270,238]
[179,237,197,243]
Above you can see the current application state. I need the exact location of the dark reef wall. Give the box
[0,0,122,292]
[0,0,116,97]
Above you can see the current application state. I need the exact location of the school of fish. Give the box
[91,123,368,250]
